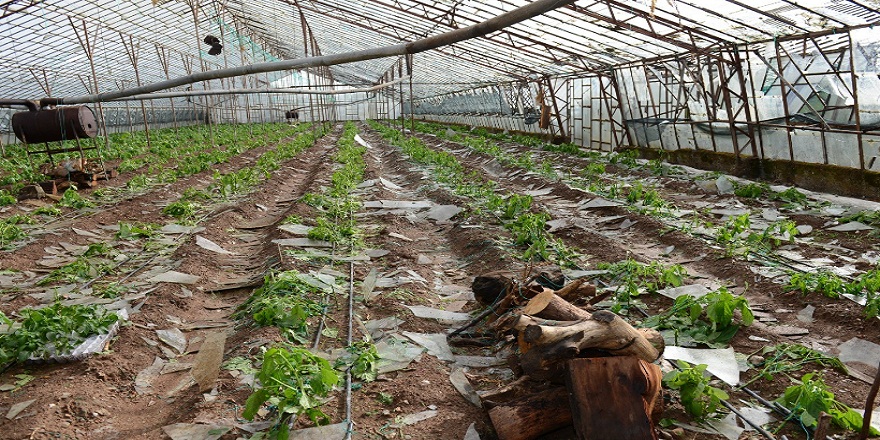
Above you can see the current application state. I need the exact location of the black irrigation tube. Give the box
[742,387,832,440]
[294,124,361,439]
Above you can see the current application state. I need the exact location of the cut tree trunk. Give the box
[520,310,663,380]
[488,386,572,440]
[565,357,662,440]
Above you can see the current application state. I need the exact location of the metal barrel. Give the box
[11,106,99,143]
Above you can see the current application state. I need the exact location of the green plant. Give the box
[376,392,394,405]
[715,213,752,256]
[509,212,552,261]
[83,242,115,257]
[734,182,770,198]
[596,259,687,313]
[487,194,533,220]
[744,344,846,387]
[33,205,62,216]
[839,210,880,227]
[181,187,212,201]
[663,361,729,421]
[746,220,799,250]
[785,270,846,298]
[116,221,161,240]
[0,220,26,249]
[0,190,16,206]
[92,282,128,299]
[0,302,119,365]
[772,187,809,209]
[777,373,877,434]
[125,174,152,192]
[235,271,323,342]
[38,256,113,285]
[643,286,753,347]
[337,340,379,382]
[58,186,95,209]
[609,149,639,168]
[624,182,670,216]
[282,215,304,225]
[5,214,34,225]
[162,200,201,224]
[243,345,340,438]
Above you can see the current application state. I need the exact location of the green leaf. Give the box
[242,389,269,420]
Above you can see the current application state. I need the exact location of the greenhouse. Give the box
[1,0,880,439]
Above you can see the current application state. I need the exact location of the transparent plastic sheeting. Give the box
[0,0,879,103]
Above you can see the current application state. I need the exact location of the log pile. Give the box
[467,270,664,440]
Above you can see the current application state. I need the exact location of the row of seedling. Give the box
[410,121,677,219]
[0,124,307,251]
[786,268,880,318]
[231,123,379,438]
[417,121,832,216]
[299,122,366,250]
[414,123,830,288]
[105,123,310,201]
[0,123,292,194]
[370,120,579,266]
[161,124,327,225]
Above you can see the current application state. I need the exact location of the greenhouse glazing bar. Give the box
[40,0,580,106]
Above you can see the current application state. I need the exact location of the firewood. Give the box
[488,387,572,440]
[478,375,537,407]
[552,278,597,301]
[565,357,662,440]
[522,289,591,321]
[486,284,544,326]
[519,311,663,380]
[552,278,584,299]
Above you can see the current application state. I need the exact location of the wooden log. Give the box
[508,314,579,333]
[478,375,537,407]
[520,311,663,380]
[522,289,591,321]
[488,387,572,440]
[565,357,661,440]
[486,284,545,326]
[552,278,585,300]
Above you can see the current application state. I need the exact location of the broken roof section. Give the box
[0,0,878,102]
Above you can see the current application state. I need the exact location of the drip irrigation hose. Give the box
[667,361,779,439]
[312,237,339,351]
[741,386,831,440]
[344,260,355,440]
[718,398,776,440]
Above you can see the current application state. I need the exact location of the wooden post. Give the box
[859,359,880,440]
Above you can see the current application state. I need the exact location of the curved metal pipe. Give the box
[114,76,409,102]
[43,0,577,106]
[0,99,38,111]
